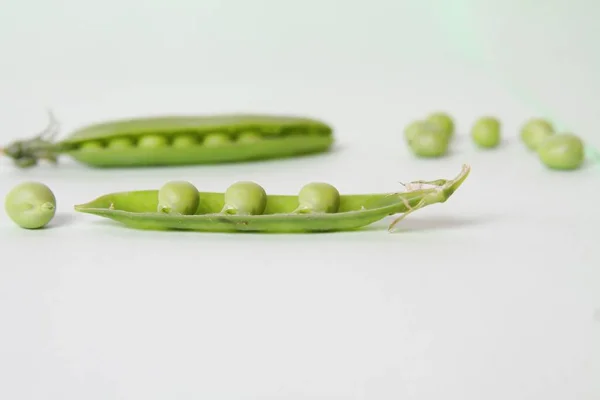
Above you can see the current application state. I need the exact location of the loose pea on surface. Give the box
[137,135,169,149]
[5,181,56,229]
[222,181,267,215]
[203,133,232,147]
[295,182,340,214]
[520,118,554,150]
[537,133,585,170]
[408,128,450,158]
[157,181,200,215]
[426,112,454,140]
[403,120,428,144]
[471,116,501,148]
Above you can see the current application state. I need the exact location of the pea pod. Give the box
[1,111,334,169]
[73,165,471,233]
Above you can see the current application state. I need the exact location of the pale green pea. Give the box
[537,133,585,170]
[157,181,200,215]
[5,181,56,229]
[107,137,135,149]
[471,116,501,148]
[79,141,104,151]
[426,112,454,140]
[294,182,340,214]
[221,181,267,215]
[404,120,428,144]
[172,135,199,148]
[409,129,449,158]
[236,131,262,144]
[203,133,232,147]
[520,118,554,150]
[138,135,168,148]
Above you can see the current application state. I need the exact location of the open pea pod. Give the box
[1,111,334,168]
[74,165,471,233]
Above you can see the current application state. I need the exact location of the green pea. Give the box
[107,137,135,149]
[138,135,168,149]
[403,120,428,144]
[79,141,104,151]
[520,118,554,150]
[236,131,262,144]
[408,129,449,158]
[294,182,340,214]
[157,181,200,215]
[5,181,56,229]
[426,112,454,140]
[537,133,585,170]
[203,133,232,147]
[172,135,199,148]
[221,181,267,215]
[471,116,501,148]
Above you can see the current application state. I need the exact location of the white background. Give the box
[0,1,599,399]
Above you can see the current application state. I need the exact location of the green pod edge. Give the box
[74,164,471,233]
[1,112,334,168]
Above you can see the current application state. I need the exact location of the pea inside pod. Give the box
[293,182,340,214]
[157,181,200,215]
[221,181,267,215]
[5,181,57,229]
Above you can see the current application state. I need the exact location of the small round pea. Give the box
[537,133,585,170]
[236,131,262,144]
[172,135,199,148]
[5,181,56,229]
[408,129,450,158]
[79,141,104,151]
[157,180,200,215]
[426,112,454,140]
[222,181,267,215]
[471,116,501,148]
[203,133,232,147]
[138,135,169,149]
[520,118,554,150]
[403,120,428,144]
[295,182,340,214]
[107,137,135,150]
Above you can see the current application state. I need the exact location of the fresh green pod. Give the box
[537,133,585,170]
[5,181,57,229]
[73,165,471,233]
[221,181,268,215]
[157,180,200,215]
[520,118,555,150]
[1,111,334,169]
[293,182,340,214]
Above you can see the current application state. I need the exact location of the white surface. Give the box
[0,1,599,399]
